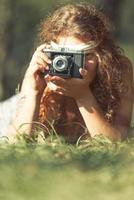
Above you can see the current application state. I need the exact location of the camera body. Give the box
[44,47,86,78]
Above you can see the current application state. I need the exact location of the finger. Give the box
[37,64,49,73]
[45,74,52,83]
[53,86,67,96]
[54,91,66,96]
[36,44,50,51]
[54,88,70,96]
[49,76,67,86]
[26,63,48,77]
[79,68,88,79]
[33,57,49,70]
[29,52,51,74]
[47,82,56,91]
[33,51,51,64]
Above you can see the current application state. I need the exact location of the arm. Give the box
[8,44,51,142]
[77,58,133,140]
[48,56,133,140]
[10,93,42,139]
[77,90,122,140]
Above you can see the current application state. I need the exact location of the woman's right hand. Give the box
[20,44,51,97]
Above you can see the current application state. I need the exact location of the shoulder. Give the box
[119,56,133,91]
[113,56,133,136]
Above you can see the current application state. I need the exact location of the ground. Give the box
[0,133,134,200]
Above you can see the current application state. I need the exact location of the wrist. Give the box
[19,90,42,101]
[76,88,92,104]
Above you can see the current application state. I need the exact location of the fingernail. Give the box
[48,60,52,64]
[82,70,87,76]
[46,66,49,70]
[44,75,49,81]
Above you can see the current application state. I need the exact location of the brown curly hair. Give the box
[36,2,126,127]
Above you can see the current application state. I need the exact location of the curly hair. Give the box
[36,2,126,126]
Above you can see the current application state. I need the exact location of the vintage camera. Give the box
[43,47,86,78]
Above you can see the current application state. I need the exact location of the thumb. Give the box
[79,68,88,79]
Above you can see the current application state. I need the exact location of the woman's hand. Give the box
[45,68,93,100]
[20,44,51,97]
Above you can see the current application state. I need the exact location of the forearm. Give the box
[9,93,42,141]
[76,90,121,140]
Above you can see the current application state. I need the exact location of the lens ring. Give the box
[53,56,68,72]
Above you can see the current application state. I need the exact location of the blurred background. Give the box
[0,0,134,101]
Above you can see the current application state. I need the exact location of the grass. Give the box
[1,133,134,200]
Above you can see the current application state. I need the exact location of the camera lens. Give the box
[53,56,68,72]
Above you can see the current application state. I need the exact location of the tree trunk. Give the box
[99,0,123,37]
[0,0,15,100]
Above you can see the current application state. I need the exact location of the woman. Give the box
[4,3,133,143]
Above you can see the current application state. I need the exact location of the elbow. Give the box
[110,127,129,141]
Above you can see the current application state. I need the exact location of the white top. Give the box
[0,94,20,139]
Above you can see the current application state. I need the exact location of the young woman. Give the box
[2,3,133,143]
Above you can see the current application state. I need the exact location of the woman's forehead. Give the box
[57,35,85,45]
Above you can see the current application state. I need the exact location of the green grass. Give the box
[1,134,134,200]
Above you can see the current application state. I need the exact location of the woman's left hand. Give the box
[45,68,93,100]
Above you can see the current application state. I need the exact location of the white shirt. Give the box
[0,94,20,139]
